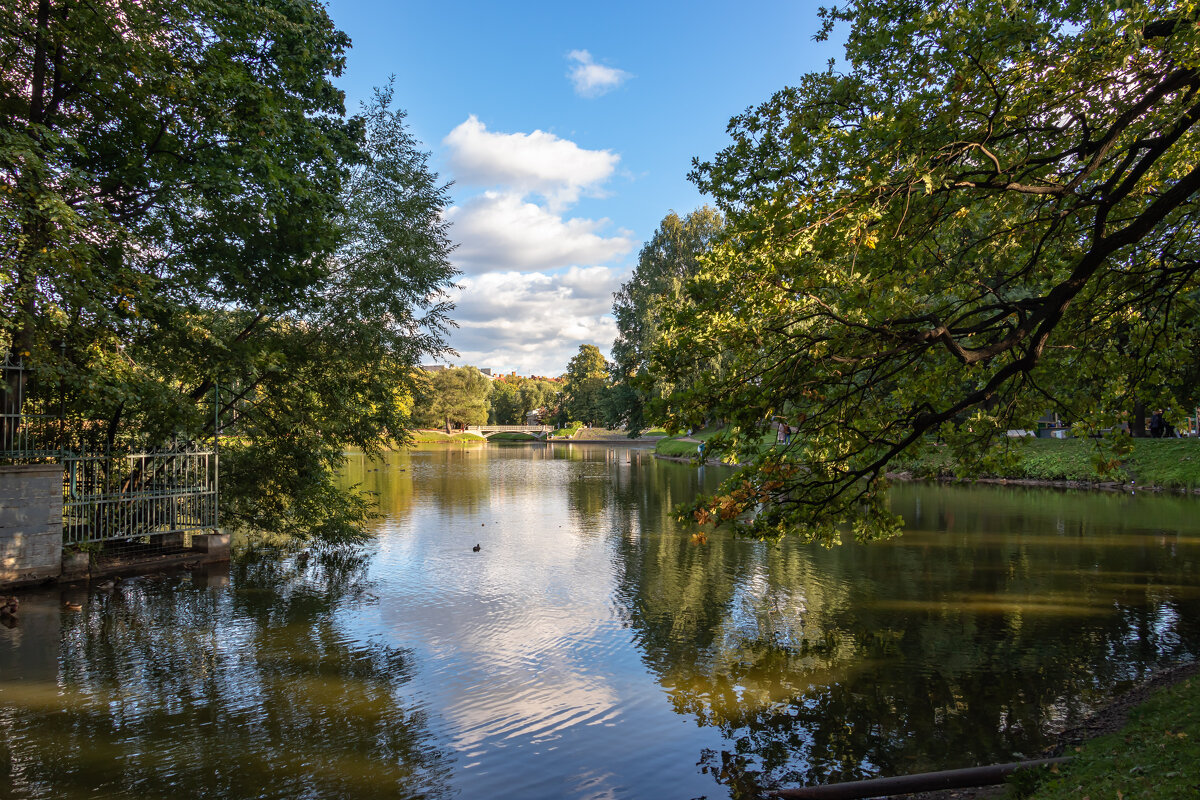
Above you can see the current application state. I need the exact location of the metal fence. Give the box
[62,446,218,546]
[5,352,221,547]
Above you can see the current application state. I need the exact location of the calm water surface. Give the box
[3,443,1200,799]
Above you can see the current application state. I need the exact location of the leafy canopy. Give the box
[654,0,1200,541]
[2,1,457,542]
[562,344,609,426]
[413,367,491,430]
[609,207,724,433]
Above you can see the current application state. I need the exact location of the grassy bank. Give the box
[488,431,538,441]
[655,427,724,457]
[655,429,1200,489]
[550,421,584,438]
[897,437,1200,491]
[654,426,784,460]
[409,430,486,443]
[1018,670,1199,799]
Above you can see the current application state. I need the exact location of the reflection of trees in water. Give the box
[569,446,728,540]
[565,448,619,530]
[3,547,452,800]
[409,446,492,518]
[341,450,416,528]
[614,479,1200,798]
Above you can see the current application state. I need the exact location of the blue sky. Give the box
[324,0,841,377]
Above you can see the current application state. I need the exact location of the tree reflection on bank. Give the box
[0,546,452,800]
[611,481,1200,797]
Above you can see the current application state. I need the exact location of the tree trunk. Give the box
[1132,399,1147,437]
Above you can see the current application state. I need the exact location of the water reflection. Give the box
[613,481,1200,796]
[2,447,1199,800]
[0,549,451,800]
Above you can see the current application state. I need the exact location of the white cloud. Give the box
[445,269,622,376]
[438,116,631,375]
[567,50,632,98]
[445,192,633,274]
[443,115,619,208]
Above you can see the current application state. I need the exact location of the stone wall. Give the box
[0,464,63,588]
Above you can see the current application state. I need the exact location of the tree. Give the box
[517,379,560,423]
[654,0,1200,541]
[609,207,724,432]
[414,367,491,430]
[562,344,609,426]
[189,86,456,541]
[1,2,457,541]
[488,375,560,424]
[488,378,520,424]
[2,0,358,408]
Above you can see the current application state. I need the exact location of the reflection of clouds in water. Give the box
[444,665,620,749]
[725,566,809,650]
[374,448,628,758]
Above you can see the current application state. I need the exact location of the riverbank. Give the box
[409,428,665,444]
[654,434,1200,492]
[410,430,486,443]
[895,437,1200,493]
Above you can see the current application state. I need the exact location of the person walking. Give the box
[1150,409,1166,439]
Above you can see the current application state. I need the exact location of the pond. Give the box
[2,443,1199,799]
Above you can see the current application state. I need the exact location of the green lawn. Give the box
[488,432,538,441]
[896,437,1200,490]
[655,437,707,457]
[654,426,775,459]
[410,429,486,443]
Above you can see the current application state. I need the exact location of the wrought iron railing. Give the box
[5,352,221,544]
[62,446,218,545]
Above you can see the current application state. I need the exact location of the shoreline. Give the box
[651,454,1200,495]
[884,471,1200,495]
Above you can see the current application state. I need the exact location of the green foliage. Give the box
[561,345,610,426]
[413,367,491,430]
[488,379,520,424]
[654,0,1200,541]
[1017,674,1200,799]
[487,375,559,424]
[1,4,456,542]
[609,207,724,432]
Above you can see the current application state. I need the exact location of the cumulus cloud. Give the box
[444,115,619,208]
[438,116,631,374]
[445,192,632,274]
[445,268,622,376]
[567,50,632,98]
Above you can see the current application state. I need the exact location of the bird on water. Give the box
[472,544,481,552]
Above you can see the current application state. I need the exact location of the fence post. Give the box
[214,382,220,535]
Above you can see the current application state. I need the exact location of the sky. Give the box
[323,0,843,377]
